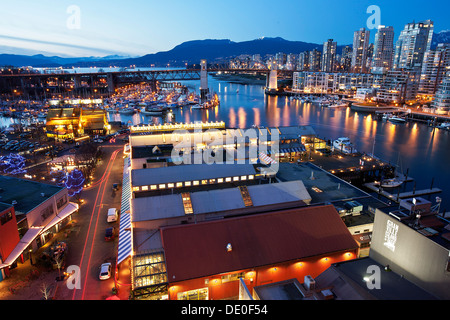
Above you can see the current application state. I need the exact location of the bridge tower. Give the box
[199,59,209,103]
[266,61,278,91]
[106,73,115,94]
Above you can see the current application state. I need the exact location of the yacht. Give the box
[333,137,357,154]
[118,107,135,115]
[388,116,406,124]
[328,102,348,108]
[379,177,405,188]
[437,122,450,130]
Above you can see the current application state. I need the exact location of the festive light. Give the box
[65,169,85,197]
[0,153,27,175]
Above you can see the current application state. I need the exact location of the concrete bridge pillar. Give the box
[106,73,115,94]
[199,59,209,103]
[266,61,278,90]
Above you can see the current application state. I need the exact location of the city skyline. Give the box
[1,0,449,58]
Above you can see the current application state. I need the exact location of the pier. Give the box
[363,182,442,203]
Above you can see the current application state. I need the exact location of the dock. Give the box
[363,182,442,202]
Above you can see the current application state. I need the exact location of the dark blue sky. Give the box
[0,0,448,57]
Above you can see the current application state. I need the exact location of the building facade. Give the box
[321,39,337,73]
[351,28,371,73]
[393,20,434,71]
[371,25,395,74]
[418,44,450,99]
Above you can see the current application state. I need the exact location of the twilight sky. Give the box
[1,0,449,57]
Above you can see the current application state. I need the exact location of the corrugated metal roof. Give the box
[161,205,358,283]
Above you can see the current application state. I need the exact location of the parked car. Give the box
[107,208,118,223]
[99,263,112,280]
[105,227,116,241]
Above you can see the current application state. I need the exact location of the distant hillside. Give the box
[0,53,134,68]
[432,30,450,48]
[69,37,329,68]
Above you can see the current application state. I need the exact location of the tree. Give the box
[0,153,27,175]
[65,169,85,199]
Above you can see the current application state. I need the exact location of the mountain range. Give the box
[1,31,450,69]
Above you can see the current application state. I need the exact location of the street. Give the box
[55,137,128,300]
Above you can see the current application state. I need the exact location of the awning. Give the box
[266,145,306,155]
[42,202,79,233]
[259,152,277,165]
[117,157,132,265]
[117,213,132,265]
[0,227,44,269]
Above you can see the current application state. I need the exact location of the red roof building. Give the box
[0,204,20,281]
[161,204,359,300]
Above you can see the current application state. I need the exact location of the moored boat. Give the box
[333,137,358,154]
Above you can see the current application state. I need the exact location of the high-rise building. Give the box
[298,51,310,71]
[432,71,450,113]
[275,52,287,68]
[351,28,370,73]
[418,44,450,97]
[340,46,353,72]
[321,39,337,73]
[393,20,434,70]
[371,26,395,74]
[309,49,322,72]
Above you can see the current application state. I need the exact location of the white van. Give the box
[107,208,118,223]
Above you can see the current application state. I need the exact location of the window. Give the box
[141,186,149,191]
[185,181,192,187]
[167,183,174,189]
[176,182,183,188]
[56,194,67,209]
[0,210,13,225]
[201,180,208,185]
[159,184,166,189]
[209,179,216,184]
[217,178,224,183]
[41,205,54,222]
[150,185,157,190]
[225,177,232,182]
[221,272,245,283]
[233,176,239,181]
[193,181,199,186]
[132,186,140,192]
[248,175,254,180]
[241,176,247,181]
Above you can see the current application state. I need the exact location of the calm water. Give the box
[3,76,450,208]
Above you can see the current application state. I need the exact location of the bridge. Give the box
[0,62,293,100]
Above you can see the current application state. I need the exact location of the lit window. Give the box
[217,178,224,183]
[176,182,183,188]
[159,184,166,189]
[185,181,192,187]
[150,185,157,190]
[248,175,254,180]
[201,180,208,185]
[141,186,149,191]
[209,179,216,184]
[241,176,247,181]
[132,186,140,192]
[193,181,199,186]
[233,176,239,181]
[225,177,232,182]
[168,183,174,188]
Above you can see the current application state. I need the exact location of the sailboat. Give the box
[379,153,406,188]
